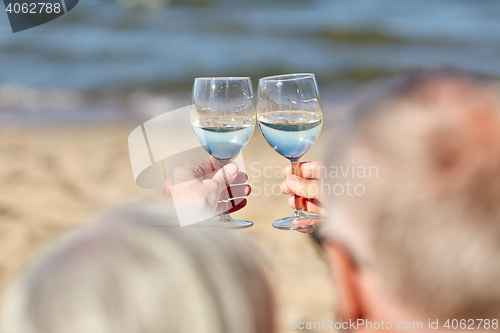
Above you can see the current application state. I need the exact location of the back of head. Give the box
[1,202,274,333]
[327,68,500,319]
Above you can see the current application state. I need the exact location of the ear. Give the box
[323,241,365,323]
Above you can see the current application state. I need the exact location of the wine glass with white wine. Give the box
[191,77,255,229]
[257,73,323,230]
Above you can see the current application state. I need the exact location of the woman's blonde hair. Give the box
[1,201,274,333]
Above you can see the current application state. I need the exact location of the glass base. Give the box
[272,211,323,231]
[194,214,253,229]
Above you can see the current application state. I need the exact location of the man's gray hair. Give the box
[1,201,274,333]
[327,68,500,319]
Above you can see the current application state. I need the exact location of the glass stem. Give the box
[219,166,234,222]
[291,161,305,218]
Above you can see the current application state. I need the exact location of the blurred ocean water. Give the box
[0,0,499,119]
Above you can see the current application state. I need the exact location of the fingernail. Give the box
[224,163,239,178]
[287,175,298,184]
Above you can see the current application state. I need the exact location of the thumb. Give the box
[286,175,323,200]
[210,162,239,194]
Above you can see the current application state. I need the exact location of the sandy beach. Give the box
[0,123,335,333]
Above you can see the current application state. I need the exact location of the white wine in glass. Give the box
[191,77,256,229]
[257,73,323,230]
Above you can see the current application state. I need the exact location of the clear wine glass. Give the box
[257,73,324,230]
[191,77,255,229]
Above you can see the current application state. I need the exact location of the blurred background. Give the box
[0,0,499,332]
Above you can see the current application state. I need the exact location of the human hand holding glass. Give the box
[190,77,256,229]
[280,161,327,215]
[166,158,251,224]
[257,73,324,230]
